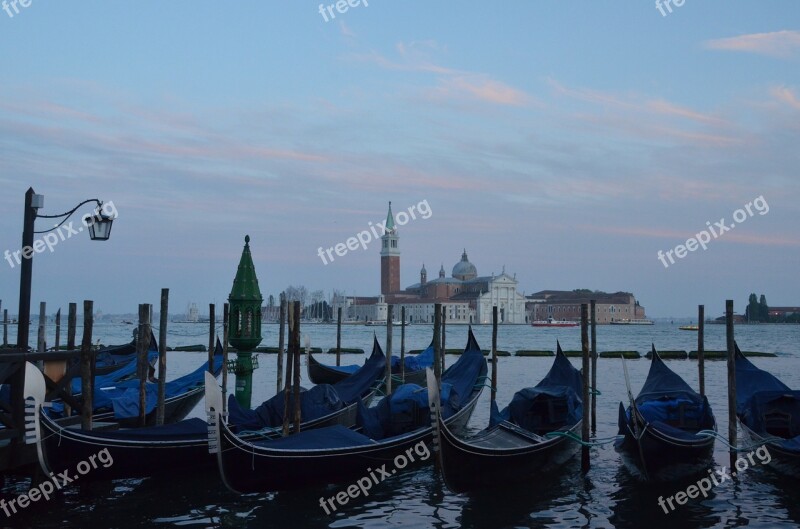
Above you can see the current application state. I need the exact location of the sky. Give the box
[0,1,798,319]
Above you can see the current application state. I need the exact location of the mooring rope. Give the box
[695,429,785,452]
[544,430,622,447]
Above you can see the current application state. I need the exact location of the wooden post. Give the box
[400,307,406,383]
[208,303,216,373]
[54,308,61,351]
[698,305,705,398]
[222,303,230,412]
[80,300,94,431]
[491,306,498,406]
[37,301,46,353]
[67,303,77,350]
[441,306,446,371]
[386,305,393,395]
[581,303,590,473]
[2,308,7,347]
[292,303,302,433]
[433,303,442,387]
[336,307,343,367]
[138,304,152,427]
[726,300,736,469]
[277,293,286,394]
[590,299,597,435]
[157,289,169,426]
[282,302,295,436]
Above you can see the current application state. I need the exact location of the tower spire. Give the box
[385,201,396,234]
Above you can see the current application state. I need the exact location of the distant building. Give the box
[768,307,800,318]
[334,202,527,324]
[526,290,647,324]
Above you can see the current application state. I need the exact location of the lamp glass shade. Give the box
[88,214,113,241]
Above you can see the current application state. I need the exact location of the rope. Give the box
[695,429,785,452]
[590,387,601,396]
[543,430,621,447]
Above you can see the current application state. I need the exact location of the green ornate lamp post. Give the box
[228,235,263,408]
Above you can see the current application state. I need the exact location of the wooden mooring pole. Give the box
[157,289,169,426]
[590,299,597,435]
[222,303,230,412]
[491,306,498,407]
[441,306,446,371]
[208,303,215,373]
[386,306,393,395]
[698,305,705,398]
[138,304,152,427]
[336,307,342,367]
[282,301,295,436]
[292,303,302,433]
[277,293,286,394]
[37,301,46,353]
[726,300,737,469]
[581,303,591,473]
[433,303,442,388]
[400,307,406,383]
[80,300,94,430]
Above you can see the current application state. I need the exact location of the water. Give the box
[4,322,800,528]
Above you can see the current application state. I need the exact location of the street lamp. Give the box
[15,187,115,351]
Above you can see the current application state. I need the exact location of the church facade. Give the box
[334,203,528,324]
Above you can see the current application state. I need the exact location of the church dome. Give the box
[452,249,477,280]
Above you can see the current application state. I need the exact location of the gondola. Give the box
[429,342,583,492]
[735,342,800,476]
[26,338,385,481]
[308,338,433,386]
[615,345,716,481]
[208,327,488,493]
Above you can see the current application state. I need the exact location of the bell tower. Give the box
[380,202,400,295]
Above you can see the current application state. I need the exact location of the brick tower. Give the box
[380,201,400,295]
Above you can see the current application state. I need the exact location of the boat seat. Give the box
[665,401,702,430]
[763,409,792,439]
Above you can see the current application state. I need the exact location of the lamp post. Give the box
[228,235,263,408]
[11,187,114,439]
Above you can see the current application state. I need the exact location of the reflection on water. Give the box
[2,323,799,528]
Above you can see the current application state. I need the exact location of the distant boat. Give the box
[610,319,654,326]
[679,325,699,331]
[531,317,578,328]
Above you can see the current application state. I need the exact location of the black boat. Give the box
[208,327,488,493]
[308,339,433,386]
[735,342,800,476]
[26,339,385,481]
[615,345,716,481]
[430,342,583,493]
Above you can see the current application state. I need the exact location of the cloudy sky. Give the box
[0,2,798,318]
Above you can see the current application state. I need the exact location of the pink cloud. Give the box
[770,85,800,109]
[704,30,800,58]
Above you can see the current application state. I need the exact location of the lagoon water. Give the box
[5,322,800,528]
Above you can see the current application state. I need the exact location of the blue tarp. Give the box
[109,342,224,419]
[491,342,583,431]
[227,336,385,432]
[358,327,487,440]
[736,344,800,449]
[402,341,435,373]
[621,347,715,434]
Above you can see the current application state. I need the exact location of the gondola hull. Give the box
[616,416,715,481]
[214,387,481,493]
[437,418,582,493]
[307,353,351,385]
[739,421,800,477]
